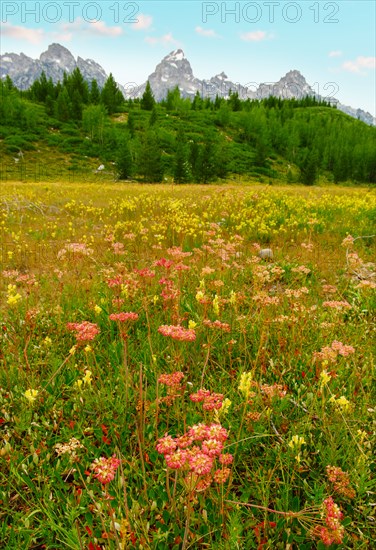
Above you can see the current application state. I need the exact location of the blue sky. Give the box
[2,1,375,114]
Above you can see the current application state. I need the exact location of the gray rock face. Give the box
[2,43,374,125]
[1,43,108,90]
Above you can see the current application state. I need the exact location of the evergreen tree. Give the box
[101,73,124,114]
[192,91,203,110]
[116,136,133,179]
[90,79,101,104]
[166,86,181,111]
[149,106,158,126]
[55,88,71,121]
[141,81,155,111]
[138,130,163,182]
[127,111,135,138]
[174,129,190,183]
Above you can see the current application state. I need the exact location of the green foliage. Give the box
[141,81,156,111]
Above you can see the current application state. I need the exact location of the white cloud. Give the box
[240,31,268,42]
[195,26,220,38]
[132,14,153,31]
[2,23,44,44]
[145,32,179,46]
[328,50,342,58]
[60,18,122,37]
[342,56,375,74]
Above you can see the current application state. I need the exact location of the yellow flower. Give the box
[229,290,237,305]
[94,305,102,315]
[196,290,205,302]
[82,369,93,385]
[188,320,197,330]
[24,389,38,404]
[320,370,331,386]
[43,336,52,347]
[7,293,22,305]
[221,398,232,415]
[336,396,350,410]
[213,294,220,315]
[238,372,253,398]
[288,435,306,449]
[69,345,77,355]
[84,345,92,353]
[153,295,159,305]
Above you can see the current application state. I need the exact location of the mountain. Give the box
[1,44,374,125]
[1,43,108,90]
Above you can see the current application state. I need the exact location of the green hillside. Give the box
[1,71,375,185]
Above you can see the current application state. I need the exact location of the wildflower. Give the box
[323,300,351,310]
[212,294,220,315]
[219,453,234,465]
[82,369,93,386]
[176,434,194,449]
[7,283,22,306]
[313,496,345,546]
[24,389,38,404]
[202,439,224,457]
[158,325,196,342]
[213,467,231,484]
[91,454,121,484]
[320,370,332,386]
[239,371,253,399]
[94,305,102,315]
[69,345,77,355]
[188,320,197,330]
[188,450,213,475]
[288,435,306,449]
[206,423,228,442]
[188,424,209,441]
[66,321,100,342]
[109,312,139,322]
[326,465,356,499]
[55,437,84,457]
[220,398,232,416]
[84,345,92,353]
[43,336,52,347]
[341,234,354,247]
[165,449,188,469]
[203,319,231,332]
[158,371,185,387]
[156,435,177,455]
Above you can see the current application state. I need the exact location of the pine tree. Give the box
[174,129,190,183]
[141,81,155,111]
[149,106,158,126]
[138,131,163,182]
[101,73,124,114]
[90,80,101,104]
[116,136,133,179]
[55,88,71,121]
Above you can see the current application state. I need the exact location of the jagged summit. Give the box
[1,44,374,125]
[165,49,186,62]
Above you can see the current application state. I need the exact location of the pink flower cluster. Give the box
[156,423,232,489]
[326,465,356,499]
[203,319,231,332]
[90,454,121,485]
[158,325,196,342]
[323,300,351,310]
[66,321,100,342]
[158,371,185,387]
[314,340,355,364]
[190,388,224,410]
[313,497,345,546]
[109,312,139,322]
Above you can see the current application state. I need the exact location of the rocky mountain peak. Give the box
[40,43,75,65]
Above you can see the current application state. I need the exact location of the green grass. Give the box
[0,182,375,549]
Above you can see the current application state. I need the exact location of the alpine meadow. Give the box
[1,39,376,550]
